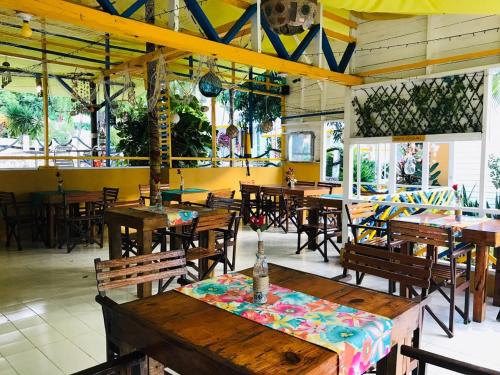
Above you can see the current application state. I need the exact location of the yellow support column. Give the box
[211,97,217,167]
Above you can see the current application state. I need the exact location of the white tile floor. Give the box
[0,227,499,374]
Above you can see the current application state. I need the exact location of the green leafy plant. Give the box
[488,154,500,190]
[4,103,43,138]
[461,185,479,216]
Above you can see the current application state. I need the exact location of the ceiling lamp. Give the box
[1,60,12,89]
[198,59,223,98]
[226,124,239,139]
[19,13,33,38]
[261,0,317,35]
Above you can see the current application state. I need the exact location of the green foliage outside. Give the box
[114,93,211,167]
[0,91,80,143]
[219,72,285,128]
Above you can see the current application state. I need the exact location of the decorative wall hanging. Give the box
[1,59,12,88]
[351,72,484,138]
[199,59,223,98]
[261,0,317,35]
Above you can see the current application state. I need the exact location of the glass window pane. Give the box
[396,142,423,187]
[288,131,314,162]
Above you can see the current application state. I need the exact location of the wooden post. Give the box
[211,97,216,167]
[146,0,161,202]
[90,81,98,156]
[41,20,49,167]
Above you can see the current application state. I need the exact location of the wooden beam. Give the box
[1,0,361,85]
[323,10,357,29]
[324,29,356,44]
[358,48,500,77]
[0,49,102,70]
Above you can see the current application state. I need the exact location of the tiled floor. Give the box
[0,227,499,374]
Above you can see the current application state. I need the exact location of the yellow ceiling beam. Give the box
[323,10,357,29]
[358,48,500,77]
[0,49,102,71]
[0,0,361,85]
[324,29,356,44]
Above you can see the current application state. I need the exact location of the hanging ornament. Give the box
[259,119,274,133]
[404,155,416,175]
[201,105,209,112]
[226,124,239,139]
[198,58,223,98]
[1,60,12,89]
[261,0,317,35]
[171,112,180,124]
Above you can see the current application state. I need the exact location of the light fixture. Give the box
[19,13,33,38]
[198,58,223,98]
[35,75,42,96]
[1,59,12,89]
[261,0,317,35]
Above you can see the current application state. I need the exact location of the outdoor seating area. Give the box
[1,1,500,374]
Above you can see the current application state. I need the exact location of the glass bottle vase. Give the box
[253,240,269,304]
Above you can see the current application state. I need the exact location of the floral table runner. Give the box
[177,273,393,375]
[131,206,198,226]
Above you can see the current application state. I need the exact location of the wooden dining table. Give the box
[392,213,500,323]
[99,264,421,375]
[30,190,86,247]
[104,204,223,298]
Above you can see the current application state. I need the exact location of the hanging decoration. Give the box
[259,96,274,133]
[261,0,317,35]
[1,59,12,89]
[171,112,180,124]
[198,59,223,98]
[226,124,239,139]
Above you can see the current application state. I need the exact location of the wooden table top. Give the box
[393,213,500,246]
[104,205,225,231]
[109,264,420,375]
[259,184,330,196]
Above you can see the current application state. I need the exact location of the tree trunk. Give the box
[146,0,161,203]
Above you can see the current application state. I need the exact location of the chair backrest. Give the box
[296,181,316,186]
[192,212,235,234]
[345,202,378,224]
[240,184,260,195]
[317,182,341,194]
[108,199,142,208]
[0,192,17,218]
[388,220,451,248]
[94,250,186,295]
[103,187,119,204]
[342,243,432,291]
[261,186,283,199]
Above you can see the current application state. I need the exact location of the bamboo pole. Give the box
[211,97,217,167]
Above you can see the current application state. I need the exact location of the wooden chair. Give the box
[400,345,500,375]
[240,184,261,224]
[103,187,119,205]
[345,202,390,247]
[210,189,235,199]
[261,186,289,232]
[336,242,433,366]
[388,220,473,338]
[166,212,235,281]
[56,191,104,253]
[296,181,316,186]
[296,197,342,262]
[72,350,146,375]
[239,179,255,186]
[0,192,36,250]
[138,183,169,205]
[94,251,186,362]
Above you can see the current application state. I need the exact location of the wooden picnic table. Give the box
[30,190,86,247]
[104,204,224,298]
[392,213,500,323]
[100,264,421,375]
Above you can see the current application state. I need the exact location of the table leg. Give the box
[199,230,216,279]
[473,244,489,322]
[376,344,397,375]
[137,230,153,298]
[47,204,55,248]
[107,223,122,261]
[493,247,500,307]
[307,209,319,250]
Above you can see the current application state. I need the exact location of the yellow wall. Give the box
[430,143,449,186]
[283,162,321,182]
[0,167,150,201]
[169,166,283,198]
